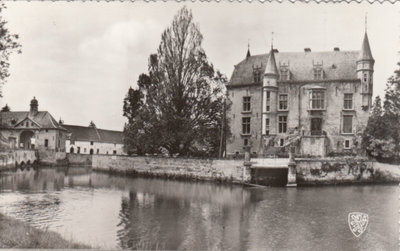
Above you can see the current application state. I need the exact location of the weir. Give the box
[245,146,297,187]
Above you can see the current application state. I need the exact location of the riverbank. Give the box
[0,213,90,249]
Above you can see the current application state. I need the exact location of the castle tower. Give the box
[262,46,279,141]
[357,32,374,109]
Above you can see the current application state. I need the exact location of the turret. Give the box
[264,46,279,82]
[357,32,374,108]
[262,46,279,137]
[29,97,38,116]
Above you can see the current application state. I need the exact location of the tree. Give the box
[1,103,10,112]
[0,3,22,89]
[363,59,400,163]
[123,7,228,157]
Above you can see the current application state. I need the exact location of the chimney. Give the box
[334,47,340,51]
[29,97,38,116]
[304,48,311,52]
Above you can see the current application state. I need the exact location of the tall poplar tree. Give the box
[123,7,228,157]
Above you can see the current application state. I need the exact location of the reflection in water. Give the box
[0,167,398,250]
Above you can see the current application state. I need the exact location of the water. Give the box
[0,167,398,250]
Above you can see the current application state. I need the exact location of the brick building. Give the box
[226,32,374,157]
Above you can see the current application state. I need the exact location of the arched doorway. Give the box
[70,147,74,153]
[20,131,34,149]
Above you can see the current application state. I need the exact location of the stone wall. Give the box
[0,150,37,170]
[67,153,92,166]
[38,150,67,166]
[299,136,326,157]
[295,157,400,185]
[92,155,250,183]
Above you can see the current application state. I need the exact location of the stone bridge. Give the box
[0,150,38,170]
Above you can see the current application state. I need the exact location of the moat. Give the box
[0,167,398,250]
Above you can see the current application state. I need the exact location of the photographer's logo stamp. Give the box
[348,212,369,237]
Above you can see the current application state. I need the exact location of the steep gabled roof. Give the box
[228,50,360,87]
[0,111,64,130]
[62,124,123,144]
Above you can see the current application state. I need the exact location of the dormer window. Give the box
[253,70,261,83]
[280,68,290,81]
[313,68,324,80]
[252,64,263,84]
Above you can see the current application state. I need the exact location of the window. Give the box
[25,122,29,127]
[242,117,251,134]
[266,91,270,112]
[243,97,251,112]
[44,139,48,147]
[96,149,100,154]
[253,71,261,83]
[31,122,34,127]
[280,138,285,146]
[77,147,81,154]
[265,118,270,135]
[278,116,287,133]
[363,73,367,82]
[113,150,117,155]
[280,68,290,80]
[45,129,48,132]
[279,94,288,110]
[313,68,323,80]
[343,115,353,134]
[344,140,351,149]
[244,138,249,146]
[90,141,94,145]
[344,94,353,110]
[310,90,325,110]
[311,118,323,135]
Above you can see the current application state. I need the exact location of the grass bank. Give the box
[0,213,90,249]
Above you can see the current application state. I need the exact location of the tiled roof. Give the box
[228,50,360,86]
[62,124,123,144]
[0,111,64,129]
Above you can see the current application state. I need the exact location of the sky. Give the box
[1,2,400,131]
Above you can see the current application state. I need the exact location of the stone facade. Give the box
[226,33,374,157]
[0,97,67,152]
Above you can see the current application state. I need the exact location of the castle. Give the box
[226,32,374,157]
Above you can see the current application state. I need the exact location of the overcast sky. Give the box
[1,2,400,131]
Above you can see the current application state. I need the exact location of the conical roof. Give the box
[265,47,279,76]
[358,32,374,61]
